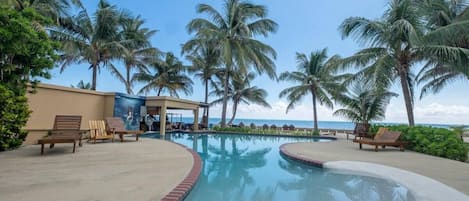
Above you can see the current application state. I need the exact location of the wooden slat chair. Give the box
[354,130,408,152]
[37,115,83,155]
[89,120,114,143]
[105,117,144,142]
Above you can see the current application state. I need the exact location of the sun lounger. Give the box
[105,117,143,142]
[353,130,407,151]
[38,115,83,155]
[89,120,115,143]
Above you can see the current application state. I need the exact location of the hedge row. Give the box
[371,125,468,162]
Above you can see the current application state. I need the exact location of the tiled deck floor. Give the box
[0,137,192,201]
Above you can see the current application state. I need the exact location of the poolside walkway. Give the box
[282,134,469,197]
[0,137,193,201]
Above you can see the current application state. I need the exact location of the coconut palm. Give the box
[187,0,278,127]
[339,0,468,126]
[416,0,469,98]
[71,80,91,89]
[211,73,271,125]
[279,49,344,132]
[136,52,193,97]
[108,15,159,94]
[4,0,83,21]
[183,39,222,122]
[50,0,124,90]
[333,79,398,125]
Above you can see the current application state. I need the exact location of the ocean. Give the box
[174,117,455,130]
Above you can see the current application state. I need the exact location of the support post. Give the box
[160,105,167,136]
[193,109,199,131]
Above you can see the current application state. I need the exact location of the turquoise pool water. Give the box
[145,133,415,201]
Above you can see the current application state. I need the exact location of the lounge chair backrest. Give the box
[373,127,389,140]
[53,115,82,130]
[106,117,126,131]
[89,120,107,137]
[380,131,401,142]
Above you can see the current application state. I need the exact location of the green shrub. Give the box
[213,126,251,133]
[0,85,31,151]
[370,125,468,161]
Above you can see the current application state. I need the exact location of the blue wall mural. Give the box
[113,93,145,130]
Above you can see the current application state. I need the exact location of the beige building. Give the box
[25,83,207,144]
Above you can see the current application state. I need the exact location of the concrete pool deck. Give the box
[281,134,469,201]
[0,137,194,201]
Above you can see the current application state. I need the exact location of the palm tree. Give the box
[4,0,83,22]
[183,39,222,123]
[50,0,124,90]
[187,0,278,127]
[339,0,468,126]
[71,80,91,89]
[416,0,469,98]
[279,49,344,133]
[136,52,193,97]
[108,15,158,94]
[333,79,398,125]
[211,73,271,125]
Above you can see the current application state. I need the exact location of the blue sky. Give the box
[43,0,469,125]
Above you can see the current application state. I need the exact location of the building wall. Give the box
[24,84,115,145]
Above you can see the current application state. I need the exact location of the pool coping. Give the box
[279,143,469,201]
[160,141,202,201]
[151,130,338,140]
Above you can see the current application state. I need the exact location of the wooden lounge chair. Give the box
[37,115,83,155]
[89,120,115,143]
[105,117,144,142]
[353,130,407,152]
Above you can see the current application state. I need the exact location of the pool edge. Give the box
[279,143,469,201]
[160,142,202,201]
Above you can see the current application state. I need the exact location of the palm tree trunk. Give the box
[91,63,97,90]
[312,91,319,132]
[203,79,208,117]
[126,65,131,94]
[157,87,162,96]
[221,71,229,128]
[399,70,415,126]
[228,100,238,125]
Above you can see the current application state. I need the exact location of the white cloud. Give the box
[414,103,469,125]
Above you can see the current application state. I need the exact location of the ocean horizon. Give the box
[173,117,459,130]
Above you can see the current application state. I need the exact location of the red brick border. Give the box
[279,143,325,168]
[161,142,202,201]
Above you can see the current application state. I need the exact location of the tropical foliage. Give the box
[416,0,469,99]
[135,53,193,97]
[0,8,58,93]
[279,49,345,132]
[3,0,83,24]
[50,0,127,90]
[211,73,271,125]
[333,79,398,125]
[0,85,30,151]
[187,0,278,127]
[183,39,222,120]
[339,0,469,126]
[371,125,468,161]
[71,80,91,89]
[108,15,159,94]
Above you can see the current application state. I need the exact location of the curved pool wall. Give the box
[145,133,415,201]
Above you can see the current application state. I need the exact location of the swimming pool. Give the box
[145,133,415,201]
